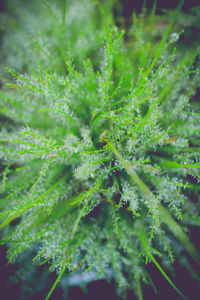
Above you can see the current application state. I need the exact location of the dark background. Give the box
[1,241,200,300]
[0,0,199,299]
[121,0,200,14]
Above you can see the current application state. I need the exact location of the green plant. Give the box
[0,1,200,299]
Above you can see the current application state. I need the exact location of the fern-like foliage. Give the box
[0,1,200,299]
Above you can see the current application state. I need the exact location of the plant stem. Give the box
[108,142,200,262]
[62,0,66,26]
[146,0,184,76]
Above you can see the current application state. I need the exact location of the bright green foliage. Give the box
[0,1,200,299]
